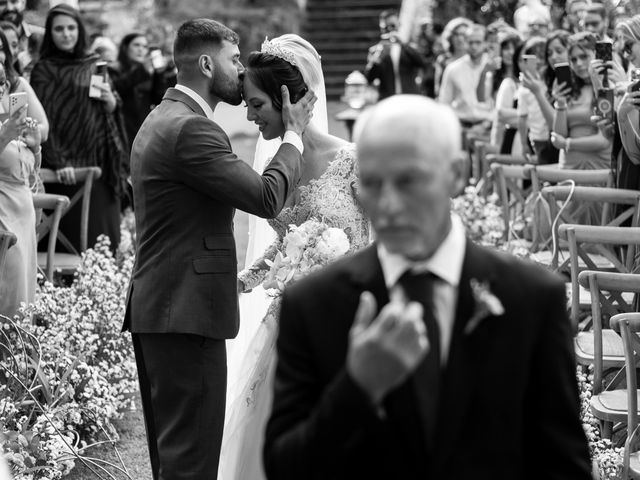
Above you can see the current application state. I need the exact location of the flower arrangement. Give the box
[1,212,137,479]
[263,219,350,292]
[451,186,505,248]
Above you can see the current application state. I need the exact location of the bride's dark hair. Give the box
[246,52,308,111]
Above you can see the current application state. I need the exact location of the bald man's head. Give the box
[355,95,465,260]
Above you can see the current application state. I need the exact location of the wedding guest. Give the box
[1,21,20,73]
[438,23,488,123]
[612,15,640,190]
[0,61,42,319]
[109,32,169,152]
[490,29,523,153]
[580,3,611,41]
[264,94,591,479]
[364,9,425,100]
[566,0,588,33]
[514,0,551,38]
[550,32,612,170]
[0,0,43,72]
[517,30,570,153]
[434,17,472,97]
[516,36,559,163]
[0,28,48,141]
[30,3,128,252]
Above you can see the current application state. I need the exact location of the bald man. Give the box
[264,95,591,480]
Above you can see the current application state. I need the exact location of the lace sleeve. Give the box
[237,237,282,292]
[306,145,371,250]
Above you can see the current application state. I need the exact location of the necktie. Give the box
[397,270,440,450]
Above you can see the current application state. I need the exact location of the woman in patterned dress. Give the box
[219,35,370,480]
[30,3,128,253]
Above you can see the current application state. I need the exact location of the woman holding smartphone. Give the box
[30,3,128,253]
[550,32,612,170]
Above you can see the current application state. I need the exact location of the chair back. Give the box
[578,271,640,393]
[610,312,640,478]
[0,229,17,284]
[39,166,102,253]
[490,163,534,242]
[542,186,640,271]
[33,193,70,281]
[561,225,640,328]
[530,166,613,195]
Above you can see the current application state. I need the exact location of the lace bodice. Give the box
[239,144,370,290]
[267,144,369,249]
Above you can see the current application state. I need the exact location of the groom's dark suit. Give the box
[123,87,302,479]
[264,242,591,480]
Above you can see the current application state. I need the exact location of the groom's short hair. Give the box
[173,18,239,70]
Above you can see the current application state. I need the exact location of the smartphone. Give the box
[631,80,640,93]
[595,41,613,62]
[89,61,108,99]
[150,49,166,70]
[9,91,27,120]
[554,62,572,89]
[522,54,538,74]
[595,88,615,122]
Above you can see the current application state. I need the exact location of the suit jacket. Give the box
[264,242,591,480]
[122,88,302,339]
[365,41,424,100]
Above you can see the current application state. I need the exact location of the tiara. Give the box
[261,37,297,66]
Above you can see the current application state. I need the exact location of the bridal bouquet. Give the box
[263,219,350,293]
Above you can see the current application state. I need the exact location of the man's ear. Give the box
[199,54,214,79]
[449,151,469,198]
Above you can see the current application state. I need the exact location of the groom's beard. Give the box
[210,73,242,106]
[0,10,22,27]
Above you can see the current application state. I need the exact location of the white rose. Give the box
[320,228,350,257]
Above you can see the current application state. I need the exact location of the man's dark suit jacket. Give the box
[264,242,591,480]
[123,87,302,339]
[365,41,425,100]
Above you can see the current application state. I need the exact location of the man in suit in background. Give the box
[365,9,425,101]
[264,95,591,480]
[123,18,315,479]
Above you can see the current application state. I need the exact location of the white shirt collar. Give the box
[174,84,215,120]
[377,214,466,289]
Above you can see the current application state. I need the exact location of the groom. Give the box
[264,95,591,479]
[123,18,315,479]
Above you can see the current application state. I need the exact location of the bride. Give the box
[219,34,370,479]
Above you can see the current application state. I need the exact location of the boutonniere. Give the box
[464,278,505,335]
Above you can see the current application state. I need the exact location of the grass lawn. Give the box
[63,102,351,479]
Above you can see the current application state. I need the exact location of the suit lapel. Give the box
[436,241,496,462]
[347,244,389,310]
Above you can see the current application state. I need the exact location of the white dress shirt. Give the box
[174,83,304,154]
[377,215,466,365]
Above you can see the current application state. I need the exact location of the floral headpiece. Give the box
[261,37,297,66]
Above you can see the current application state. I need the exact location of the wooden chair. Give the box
[490,162,534,243]
[476,151,533,196]
[609,312,640,479]
[537,186,640,272]
[0,229,17,284]
[37,167,101,277]
[561,225,640,329]
[33,193,70,281]
[580,271,640,438]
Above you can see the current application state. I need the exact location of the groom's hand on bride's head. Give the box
[281,85,317,136]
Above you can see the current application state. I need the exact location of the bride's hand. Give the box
[281,86,317,136]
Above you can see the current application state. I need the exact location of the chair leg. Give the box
[601,420,613,439]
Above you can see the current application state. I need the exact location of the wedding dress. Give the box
[219,144,370,479]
